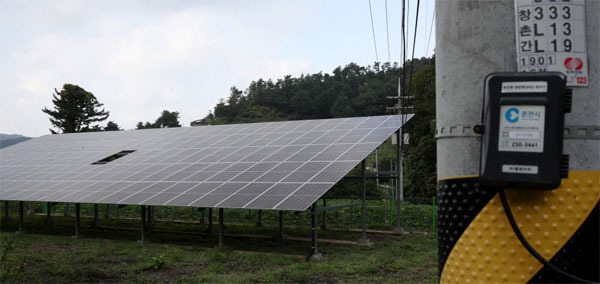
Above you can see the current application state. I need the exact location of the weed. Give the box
[0,235,25,282]
[144,254,168,271]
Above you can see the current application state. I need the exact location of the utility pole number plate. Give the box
[515,0,588,87]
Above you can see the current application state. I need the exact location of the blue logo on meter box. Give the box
[505,108,519,123]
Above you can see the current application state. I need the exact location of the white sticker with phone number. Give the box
[499,105,545,153]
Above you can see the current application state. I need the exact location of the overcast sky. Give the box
[0,0,435,137]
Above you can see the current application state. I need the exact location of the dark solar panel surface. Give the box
[0,115,412,211]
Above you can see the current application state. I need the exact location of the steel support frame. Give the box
[105,204,110,219]
[44,202,52,224]
[138,205,147,243]
[147,206,153,232]
[217,208,225,249]
[278,211,285,239]
[73,203,82,239]
[321,194,327,230]
[16,201,24,234]
[200,208,205,224]
[359,160,371,245]
[207,208,214,234]
[3,201,10,221]
[256,210,263,227]
[92,204,100,227]
[307,203,322,260]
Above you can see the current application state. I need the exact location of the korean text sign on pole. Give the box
[515,0,588,86]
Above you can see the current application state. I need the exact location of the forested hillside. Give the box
[204,58,436,197]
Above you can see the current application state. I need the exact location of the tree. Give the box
[154,110,181,128]
[136,121,155,129]
[42,84,109,133]
[80,125,103,132]
[104,121,121,131]
[330,95,354,117]
[402,57,436,197]
[137,110,181,129]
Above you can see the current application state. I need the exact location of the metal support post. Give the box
[147,206,153,232]
[73,203,81,239]
[200,208,205,224]
[217,208,225,249]
[256,209,262,226]
[350,195,354,224]
[390,160,395,201]
[64,203,70,217]
[394,130,407,233]
[359,160,371,245]
[3,201,9,221]
[44,202,52,224]
[91,204,100,227]
[389,193,394,230]
[105,204,110,219]
[307,203,321,260]
[16,201,24,234]
[207,208,214,234]
[432,196,436,233]
[138,205,147,243]
[278,211,285,239]
[375,148,380,191]
[321,194,327,230]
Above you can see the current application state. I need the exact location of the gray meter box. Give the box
[480,72,569,190]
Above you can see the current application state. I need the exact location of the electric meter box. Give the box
[480,72,569,190]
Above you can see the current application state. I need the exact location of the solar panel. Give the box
[0,115,413,211]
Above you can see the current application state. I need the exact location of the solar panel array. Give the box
[0,115,411,211]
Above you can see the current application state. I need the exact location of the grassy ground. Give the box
[0,213,438,283]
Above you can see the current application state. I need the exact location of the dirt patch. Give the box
[77,267,122,283]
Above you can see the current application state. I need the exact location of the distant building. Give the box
[190,119,209,127]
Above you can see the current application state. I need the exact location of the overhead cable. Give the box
[407,0,421,104]
[385,0,391,63]
[368,0,379,62]
[425,5,435,58]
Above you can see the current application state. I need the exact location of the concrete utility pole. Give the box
[436,0,599,283]
[395,77,406,234]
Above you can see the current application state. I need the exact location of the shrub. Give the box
[144,254,168,271]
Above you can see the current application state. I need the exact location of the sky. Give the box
[0,0,435,137]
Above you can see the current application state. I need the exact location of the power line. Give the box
[425,7,435,58]
[424,0,428,43]
[401,0,406,96]
[385,0,391,63]
[407,0,421,103]
[406,0,410,64]
[368,0,379,62]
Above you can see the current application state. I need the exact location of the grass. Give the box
[0,211,438,283]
